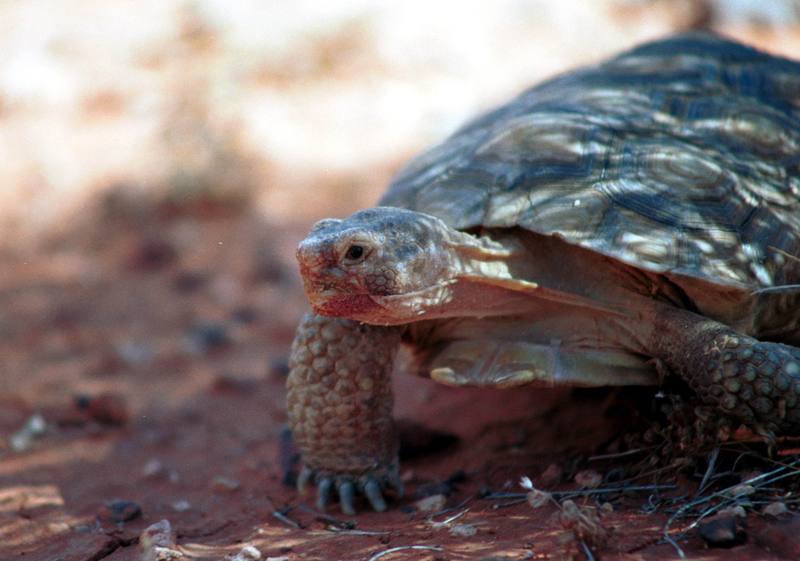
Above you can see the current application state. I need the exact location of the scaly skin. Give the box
[291,206,800,514]
[651,306,800,436]
[287,34,800,514]
[286,312,404,514]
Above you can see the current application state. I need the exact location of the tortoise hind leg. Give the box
[650,306,800,435]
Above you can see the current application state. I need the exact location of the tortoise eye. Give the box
[344,245,364,261]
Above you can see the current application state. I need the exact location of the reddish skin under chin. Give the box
[313,293,383,317]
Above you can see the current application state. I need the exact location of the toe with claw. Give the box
[297,466,404,515]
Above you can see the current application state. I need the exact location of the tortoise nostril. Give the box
[296,242,316,267]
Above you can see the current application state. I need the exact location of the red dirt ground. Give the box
[1,202,797,561]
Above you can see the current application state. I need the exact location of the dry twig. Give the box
[366,545,444,561]
[264,495,304,529]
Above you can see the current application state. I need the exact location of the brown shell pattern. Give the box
[381,33,800,291]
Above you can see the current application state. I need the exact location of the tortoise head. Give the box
[296,207,458,324]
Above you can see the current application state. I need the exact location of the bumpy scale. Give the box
[651,307,800,434]
[287,314,403,514]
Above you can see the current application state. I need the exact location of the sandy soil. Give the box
[1,197,799,561]
[3,2,800,559]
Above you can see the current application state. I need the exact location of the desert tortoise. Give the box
[287,32,800,514]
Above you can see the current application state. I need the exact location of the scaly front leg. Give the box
[287,313,404,514]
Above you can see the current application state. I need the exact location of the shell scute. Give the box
[381,33,800,292]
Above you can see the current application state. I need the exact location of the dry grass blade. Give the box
[366,545,444,561]
[483,483,675,502]
[769,246,800,264]
[328,528,390,536]
[751,284,800,295]
[264,495,304,529]
[694,447,719,498]
[272,509,303,529]
[588,448,652,461]
[429,508,469,528]
[579,539,596,561]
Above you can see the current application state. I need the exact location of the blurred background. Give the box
[1,1,800,558]
[2,0,800,250]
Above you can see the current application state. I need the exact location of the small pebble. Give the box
[230,545,262,561]
[47,521,71,533]
[415,494,446,513]
[106,499,142,523]
[171,500,191,512]
[698,513,746,548]
[718,505,747,519]
[212,476,240,492]
[75,392,129,426]
[728,484,755,498]
[574,469,602,488]
[143,458,166,478]
[22,414,46,434]
[140,519,182,561]
[763,501,788,517]
[141,519,174,548]
[184,323,230,354]
[148,547,183,561]
[450,523,477,537]
[10,414,48,452]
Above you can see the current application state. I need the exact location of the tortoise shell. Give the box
[381,33,800,301]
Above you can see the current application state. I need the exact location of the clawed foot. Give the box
[297,466,404,515]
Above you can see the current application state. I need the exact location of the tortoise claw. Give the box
[316,477,333,511]
[363,477,387,512]
[298,465,402,513]
[297,466,313,495]
[338,480,356,515]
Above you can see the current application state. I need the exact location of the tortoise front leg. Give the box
[287,313,404,514]
[650,306,800,435]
